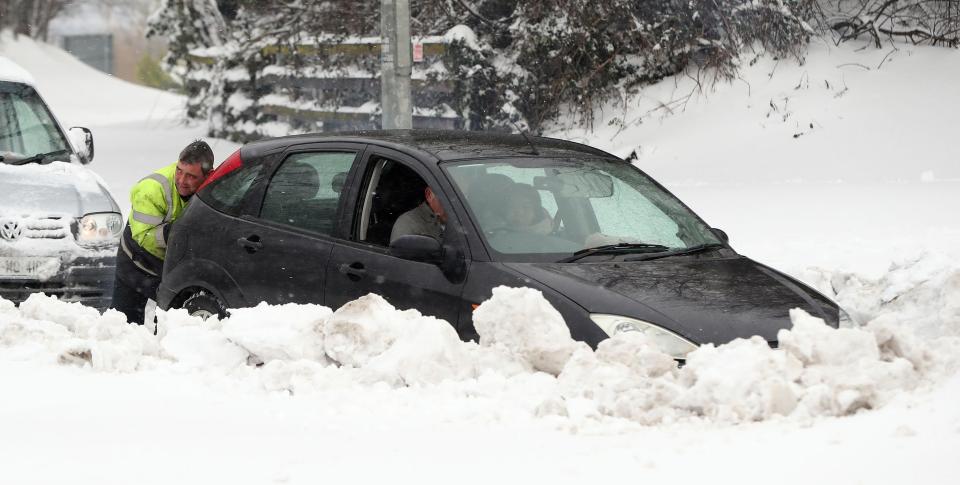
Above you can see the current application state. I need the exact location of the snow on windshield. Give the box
[2,253,956,427]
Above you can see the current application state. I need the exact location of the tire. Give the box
[182,291,227,320]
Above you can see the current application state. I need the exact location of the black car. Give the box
[159,130,842,359]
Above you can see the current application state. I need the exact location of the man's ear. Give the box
[424,186,433,200]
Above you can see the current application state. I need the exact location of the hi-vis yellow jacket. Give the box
[126,162,188,260]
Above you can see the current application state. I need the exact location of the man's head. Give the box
[175,140,215,197]
[424,186,447,223]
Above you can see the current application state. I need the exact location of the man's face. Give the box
[425,187,447,223]
[175,160,207,197]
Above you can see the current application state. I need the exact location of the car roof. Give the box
[240,129,620,162]
[0,56,36,86]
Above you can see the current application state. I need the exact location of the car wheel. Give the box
[182,291,227,320]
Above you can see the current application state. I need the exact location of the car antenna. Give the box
[511,121,540,156]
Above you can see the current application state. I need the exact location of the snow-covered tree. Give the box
[825,0,959,48]
[147,0,958,141]
[0,0,71,40]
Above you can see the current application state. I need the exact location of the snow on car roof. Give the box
[0,55,35,85]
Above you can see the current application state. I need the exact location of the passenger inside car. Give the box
[502,182,553,235]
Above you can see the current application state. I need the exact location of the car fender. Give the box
[160,258,245,310]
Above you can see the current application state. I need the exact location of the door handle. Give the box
[237,235,263,253]
[338,262,366,281]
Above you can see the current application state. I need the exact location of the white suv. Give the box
[0,56,121,310]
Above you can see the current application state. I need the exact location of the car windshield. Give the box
[445,158,722,262]
[0,81,71,164]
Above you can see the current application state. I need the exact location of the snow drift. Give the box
[2,254,956,429]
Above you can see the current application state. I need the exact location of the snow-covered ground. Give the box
[1,33,959,484]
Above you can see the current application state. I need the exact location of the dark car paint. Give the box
[502,254,838,346]
[159,130,840,350]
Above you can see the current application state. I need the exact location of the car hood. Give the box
[505,255,837,345]
[0,162,119,216]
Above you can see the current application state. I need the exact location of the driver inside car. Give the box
[390,186,447,244]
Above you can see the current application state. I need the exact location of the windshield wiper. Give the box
[558,243,669,263]
[625,243,726,262]
[5,149,71,166]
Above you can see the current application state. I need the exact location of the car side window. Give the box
[260,151,355,235]
[204,163,263,216]
[356,157,432,247]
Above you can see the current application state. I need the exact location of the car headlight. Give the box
[590,314,698,360]
[75,212,122,246]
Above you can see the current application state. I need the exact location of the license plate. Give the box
[0,257,60,279]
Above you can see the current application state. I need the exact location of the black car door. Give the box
[225,145,363,307]
[323,147,470,328]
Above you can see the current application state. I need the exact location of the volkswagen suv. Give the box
[0,57,121,310]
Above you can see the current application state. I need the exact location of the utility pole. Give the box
[380,0,413,129]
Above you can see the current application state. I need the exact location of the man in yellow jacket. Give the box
[111,140,214,325]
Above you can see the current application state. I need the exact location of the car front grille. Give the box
[22,216,70,240]
[0,215,71,241]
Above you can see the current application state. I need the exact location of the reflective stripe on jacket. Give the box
[128,162,187,260]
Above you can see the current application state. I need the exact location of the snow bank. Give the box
[1,270,956,428]
[0,30,183,126]
[550,40,960,184]
[0,55,34,84]
[799,252,960,338]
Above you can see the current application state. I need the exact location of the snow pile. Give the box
[550,306,951,425]
[473,286,582,376]
[1,296,158,371]
[320,294,475,385]
[222,302,331,363]
[1,280,956,428]
[799,253,960,338]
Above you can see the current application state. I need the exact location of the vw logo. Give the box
[0,219,22,241]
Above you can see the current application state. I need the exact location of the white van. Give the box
[0,56,121,310]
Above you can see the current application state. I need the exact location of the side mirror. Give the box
[389,235,443,263]
[711,228,729,244]
[68,127,94,164]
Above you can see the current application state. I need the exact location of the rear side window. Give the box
[259,151,355,235]
[203,162,263,216]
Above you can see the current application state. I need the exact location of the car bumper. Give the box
[0,254,116,311]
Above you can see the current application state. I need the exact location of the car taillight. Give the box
[198,149,243,192]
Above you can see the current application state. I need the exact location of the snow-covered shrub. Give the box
[146,0,957,140]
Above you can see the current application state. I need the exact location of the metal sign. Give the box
[413,43,423,63]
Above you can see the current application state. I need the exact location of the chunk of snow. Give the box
[473,286,581,376]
